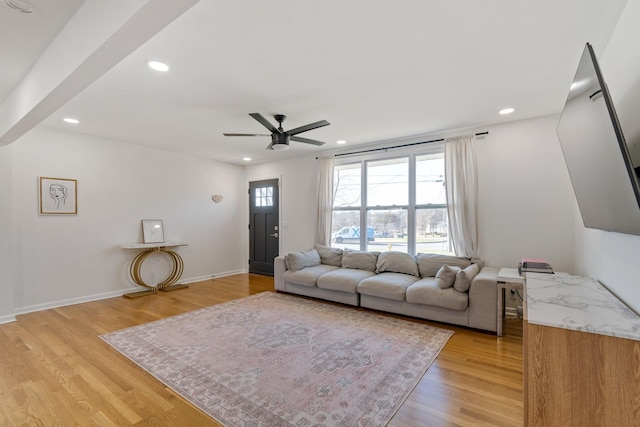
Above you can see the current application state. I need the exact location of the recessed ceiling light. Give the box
[148,61,169,72]
[499,108,515,115]
[63,118,79,124]
[243,157,252,162]
[336,140,346,145]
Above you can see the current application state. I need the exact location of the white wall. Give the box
[477,116,576,273]
[245,156,318,255]
[10,126,247,312]
[0,144,15,322]
[574,0,640,313]
[245,116,577,273]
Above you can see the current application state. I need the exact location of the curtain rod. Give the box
[331,131,488,158]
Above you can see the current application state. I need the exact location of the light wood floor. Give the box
[0,274,523,426]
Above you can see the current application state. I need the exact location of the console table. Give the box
[496,267,524,336]
[524,273,640,426]
[121,242,188,298]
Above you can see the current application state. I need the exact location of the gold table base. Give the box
[124,247,188,298]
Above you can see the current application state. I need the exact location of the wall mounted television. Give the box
[557,42,640,235]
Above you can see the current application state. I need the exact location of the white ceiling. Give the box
[0,0,630,164]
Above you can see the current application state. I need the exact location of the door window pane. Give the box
[255,186,273,207]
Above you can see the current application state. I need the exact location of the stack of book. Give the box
[518,258,553,274]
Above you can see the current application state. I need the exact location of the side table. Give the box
[497,267,525,337]
[121,242,188,298]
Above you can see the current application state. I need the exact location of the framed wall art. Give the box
[39,177,78,215]
[142,219,165,243]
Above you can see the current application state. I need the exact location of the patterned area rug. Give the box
[101,292,453,426]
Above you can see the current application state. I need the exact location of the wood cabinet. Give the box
[524,322,640,426]
[524,273,640,426]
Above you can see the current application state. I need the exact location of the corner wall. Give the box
[0,144,15,322]
[11,126,247,312]
[575,0,640,313]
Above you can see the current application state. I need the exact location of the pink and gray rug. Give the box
[101,292,452,426]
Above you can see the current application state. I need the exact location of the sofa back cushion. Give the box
[417,253,471,277]
[287,249,322,272]
[341,249,379,272]
[375,251,419,277]
[314,244,343,267]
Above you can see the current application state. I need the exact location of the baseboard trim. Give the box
[11,270,251,317]
[181,269,247,284]
[0,314,17,325]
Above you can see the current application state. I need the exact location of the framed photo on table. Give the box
[39,177,78,215]
[142,219,165,243]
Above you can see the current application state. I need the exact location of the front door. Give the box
[249,179,279,275]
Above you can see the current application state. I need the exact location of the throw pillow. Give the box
[375,251,419,276]
[287,249,322,272]
[284,254,292,271]
[314,244,343,267]
[416,253,471,277]
[454,263,480,293]
[435,264,460,289]
[341,249,379,272]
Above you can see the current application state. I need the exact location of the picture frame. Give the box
[39,177,78,215]
[142,219,165,243]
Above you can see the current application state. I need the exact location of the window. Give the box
[331,145,451,255]
[255,186,274,207]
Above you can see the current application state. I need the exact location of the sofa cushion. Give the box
[283,264,340,287]
[375,251,419,277]
[357,272,419,301]
[314,244,343,267]
[416,253,471,277]
[454,263,480,293]
[406,278,469,311]
[317,268,375,293]
[435,264,461,289]
[342,249,379,272]
[288,249,321,272]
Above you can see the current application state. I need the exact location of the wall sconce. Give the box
[211,194,223,203]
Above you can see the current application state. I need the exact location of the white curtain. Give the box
[445,135,479,258]
[315,156,335,246]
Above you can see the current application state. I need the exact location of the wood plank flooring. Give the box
[0,274,523,426]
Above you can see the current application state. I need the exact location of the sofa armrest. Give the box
[468,266,499,332]
[274,255,287,292]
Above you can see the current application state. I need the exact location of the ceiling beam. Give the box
[0,0,200,146]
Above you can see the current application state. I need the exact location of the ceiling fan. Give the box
[224,113,330,151]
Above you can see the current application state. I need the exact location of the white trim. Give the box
[11,271,251,316]
[0,314,17,325]
[180,269,247,284]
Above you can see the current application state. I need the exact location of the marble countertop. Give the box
[526,272,640,341]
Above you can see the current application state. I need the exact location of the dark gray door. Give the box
[249,179,279,275]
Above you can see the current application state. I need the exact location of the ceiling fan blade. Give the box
[291,136,326,146]
[265,142,273,150]
[249,113,280,134]
[223,133,270,137]
[287,120,330,136]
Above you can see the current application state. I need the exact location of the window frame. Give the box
[331,142,448,254]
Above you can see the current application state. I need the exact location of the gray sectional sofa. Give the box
[274,245,499,333]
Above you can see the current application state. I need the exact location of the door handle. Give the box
[270,233,279,238]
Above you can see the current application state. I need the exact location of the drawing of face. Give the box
[50,183,67,202]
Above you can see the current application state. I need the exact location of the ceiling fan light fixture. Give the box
[271,143,290,151]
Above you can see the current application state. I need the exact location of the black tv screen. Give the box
[556,43,640,235]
